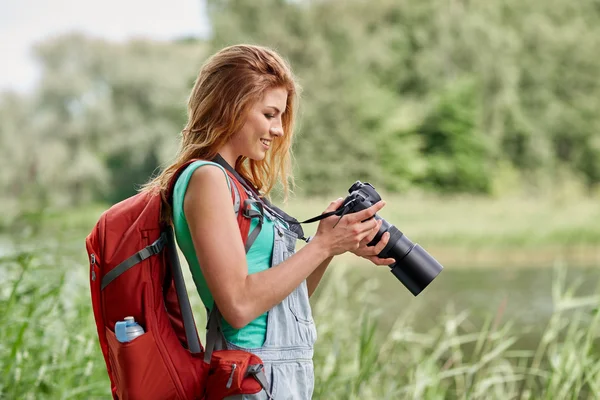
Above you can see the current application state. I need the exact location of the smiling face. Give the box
[220,86,288,165]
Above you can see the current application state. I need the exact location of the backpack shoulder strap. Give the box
[223,169,254,249]
[230,172,241,217]
[168,160,253,247]
[164,160,249,356]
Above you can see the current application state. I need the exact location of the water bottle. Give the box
[115,316,145,343]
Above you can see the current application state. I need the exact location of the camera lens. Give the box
[342,181,444,296]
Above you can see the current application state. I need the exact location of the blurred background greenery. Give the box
[1,0,600,398]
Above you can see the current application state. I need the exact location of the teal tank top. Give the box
[172,160,274,348]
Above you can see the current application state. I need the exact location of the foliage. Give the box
[0,35,206,208]
[311,266,600,399]
[1,0,600,207]
[0,251,108,398]
[1,237,599,399]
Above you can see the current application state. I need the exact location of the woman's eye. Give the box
[265,114,275,119]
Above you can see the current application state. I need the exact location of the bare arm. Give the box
[185,166,384,329]
[306,256,333,297]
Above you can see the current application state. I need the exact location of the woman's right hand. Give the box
[311,198,386,257]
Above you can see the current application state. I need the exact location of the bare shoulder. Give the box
[189,164,229,187]
[184,164,232,212]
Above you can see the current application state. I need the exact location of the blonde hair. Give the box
[142,44,299,220]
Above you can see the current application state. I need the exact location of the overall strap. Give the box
[212,155,309,240]
[204,155,349,361]
[212,154,346,240]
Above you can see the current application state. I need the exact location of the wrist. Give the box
[307,235,333,260]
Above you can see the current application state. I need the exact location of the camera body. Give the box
[338,181,444,296]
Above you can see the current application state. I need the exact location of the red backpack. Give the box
[85,160,271,400]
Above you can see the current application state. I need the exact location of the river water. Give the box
[346,260,600,349]
[2,231,599,350]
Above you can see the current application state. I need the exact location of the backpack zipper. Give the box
[90,253,96,281]
[226,363,237,389]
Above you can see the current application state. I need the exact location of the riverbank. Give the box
[1,195,599,399]
[2,193,599,267]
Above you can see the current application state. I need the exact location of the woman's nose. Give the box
[269,125,283,137]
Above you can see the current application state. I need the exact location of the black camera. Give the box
[337,181,443,296]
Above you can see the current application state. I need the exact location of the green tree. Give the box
[3,0,600,210]
[31,34,206,204]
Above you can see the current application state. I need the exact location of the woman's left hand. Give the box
[351,219,396,266]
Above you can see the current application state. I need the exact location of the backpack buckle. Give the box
[149,233,167,255]
[149,242,161,254]
[243,199,263,219]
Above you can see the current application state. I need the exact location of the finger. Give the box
[349,201,386,223]
[362,232,388,256]
[356,218,379,236]
[356,221,379,242]
[366,256,396,266]
[323,197,344,213]
[352,248,369,257]
[357,231,390,257]
[372,231,390,254]
[361,220,383,245]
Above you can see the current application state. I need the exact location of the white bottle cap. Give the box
[124,316,135,322]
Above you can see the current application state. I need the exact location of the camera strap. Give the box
[212,154,349,241]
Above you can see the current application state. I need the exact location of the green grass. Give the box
[0,251,109,398]
[1,196,600,398]
[310,266,600,399]
[4,193,600,250]
[4,193,600,254]
[2,241,600,399]
[281,193,600,248]
[282,193,600,268]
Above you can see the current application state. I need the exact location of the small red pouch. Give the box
[204,349,268,399]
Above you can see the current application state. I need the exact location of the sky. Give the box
[0,0,209,93]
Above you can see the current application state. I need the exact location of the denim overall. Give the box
[224,209,317,400]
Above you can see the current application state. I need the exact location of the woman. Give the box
[145,44,394,399]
